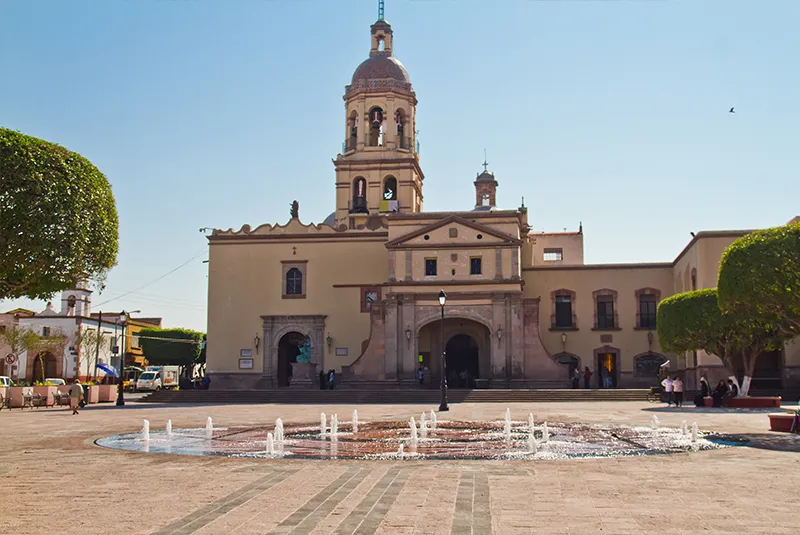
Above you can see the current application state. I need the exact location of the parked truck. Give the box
[136,365,180,391]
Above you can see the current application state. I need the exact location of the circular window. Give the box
[424,235,430,240]
[477,234,483,240]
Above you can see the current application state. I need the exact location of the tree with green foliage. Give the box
[657,288,784,396]
[718,222,800,338]
[138,328,204,376]
[0,128,119,300]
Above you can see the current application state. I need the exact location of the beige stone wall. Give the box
[529,233,584,266]
[206,237,388,376]
[523,265,673,385]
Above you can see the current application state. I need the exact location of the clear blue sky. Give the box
[1,0,798,331]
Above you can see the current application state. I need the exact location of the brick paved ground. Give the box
[1,401,799,535]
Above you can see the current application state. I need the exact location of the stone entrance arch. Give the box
[261,315,326,388]
[418,317,491,386]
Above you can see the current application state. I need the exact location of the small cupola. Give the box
[473,154,498,211]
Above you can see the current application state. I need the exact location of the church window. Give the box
[286,268,303,295]
[383,177,397,200]
[449,228,458,238]
[282,261,307,299]
[351,177,367,213]
[423,235,430,241]
[476,234,483,240]
[425,258,437,276]
[347,112,358,151]
[470,257,482,275]
[361,287,380,313]
[368,107,384,146]
[42,326,51,337]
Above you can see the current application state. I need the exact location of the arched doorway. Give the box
[418,318,490,388]
[277,332,305,387]
[30,353,58,383]
[446,334,479,388]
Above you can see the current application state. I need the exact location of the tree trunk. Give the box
[740,351,759,397]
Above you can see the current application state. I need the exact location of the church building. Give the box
[205,13,799,391]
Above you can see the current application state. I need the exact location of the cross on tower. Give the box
[378,0,385,20]
[482,149,489,172]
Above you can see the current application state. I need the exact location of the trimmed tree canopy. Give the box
[657,288,736,361]
[718,222,800,337]
[0,128,119,300]
[138,328,204,368]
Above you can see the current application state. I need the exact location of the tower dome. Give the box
[351,55,410,84]
[346,18,413,93]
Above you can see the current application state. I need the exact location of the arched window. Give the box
[347,111,358,151]
[286,268,303,295]
[383,176,397,200]
[634,352,667,378]
[351,177,368,213]
[369,107,384,146]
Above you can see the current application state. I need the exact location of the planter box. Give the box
[0,386,7,401]
[768,413,798,433]
[8,386,33,408]
[33,386,58,407]
[704,396,781,408]
[97,384,117,403]
[84,385,99,404]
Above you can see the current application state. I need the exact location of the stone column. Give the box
[494,248,503,280]
[509,295,525,379]
[491,294,506,379]
[401,296,417,380]
[384,297,399,380]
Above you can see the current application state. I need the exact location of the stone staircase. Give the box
[141,388,651,404]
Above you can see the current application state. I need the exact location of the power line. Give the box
[94,248,207,308]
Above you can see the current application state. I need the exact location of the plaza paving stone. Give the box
[1,400,799,535]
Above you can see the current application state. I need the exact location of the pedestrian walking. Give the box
[67,379,84,415]
[583,367,592,389]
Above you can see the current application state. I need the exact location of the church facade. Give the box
[205,16,800,391]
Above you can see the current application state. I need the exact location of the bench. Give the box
[0,394,9,411]
[22,393,47,409]
[53,392,71,406]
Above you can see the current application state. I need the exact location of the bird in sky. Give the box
[729,107,735,113]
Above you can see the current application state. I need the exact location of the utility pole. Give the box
[94,311,102,382]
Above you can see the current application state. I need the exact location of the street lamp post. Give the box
[115,309,140,407]
[116,311,128,406]
[438,290,449,412]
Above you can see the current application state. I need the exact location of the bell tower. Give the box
[333,7,424,229]
[474,153,498,211]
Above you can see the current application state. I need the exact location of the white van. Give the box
[136,366,180,391]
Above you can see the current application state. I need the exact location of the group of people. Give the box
[571,367,595,389]
[698,375,739,407]
[660,375,685,407]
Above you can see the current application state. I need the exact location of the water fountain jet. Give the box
[141,419,150,441]
[503,410,512,442]
[330,414,338,437]
[352,409,359,433]
[409,417,418,445]
[430,410,437,430]
[527,427,538,454]
[680,420,688,436]
[265,432,275,456]
[650,415,660,430]
[275,418,284,443]
[542,422,550,443]
[165,419,173,439]
[205,417,213,439]
[320,413,327,438]
[420,416,428,439]
[691,422,699,443]
[528,413,535,432]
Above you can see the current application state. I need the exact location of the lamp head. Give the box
[405,328,412,340]
[438,290,447,307]
[119,311,127,323]
[561,332,567,344]
[326,333,333,347]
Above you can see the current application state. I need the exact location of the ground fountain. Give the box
[352,410,359,433]
[681,421,688,436]
[320,413,327,438]
[205,417,213,439]
[429,410,437,430]
[141,420,150,442]
[166,419,173,439]
[98,416,741,461]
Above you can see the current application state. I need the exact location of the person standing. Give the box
[417,366,424,387]
[67,379,84,415]
[661,375,674,406]
[673,376,684,407]
[583,367,592,389]
[572,367,581,389]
